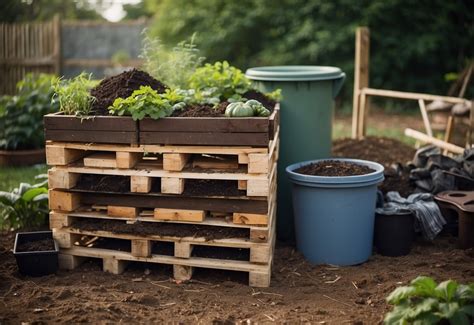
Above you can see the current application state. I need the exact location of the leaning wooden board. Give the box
[44,104,280,147]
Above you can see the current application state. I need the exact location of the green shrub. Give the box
[385,276,474,324]
[53,73,96,116]
[0,73,58,150]
[0,175,49,230]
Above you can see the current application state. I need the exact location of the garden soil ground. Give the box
[1,123,473,323]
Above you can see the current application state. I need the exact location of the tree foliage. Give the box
[149,0,474,102]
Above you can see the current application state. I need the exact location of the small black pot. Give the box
[13,231,59,276]
[374,211,415,257]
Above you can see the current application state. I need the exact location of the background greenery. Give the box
[146,0,473,104]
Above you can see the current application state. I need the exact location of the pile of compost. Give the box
[91,69,167,115]
[295,160,375,176]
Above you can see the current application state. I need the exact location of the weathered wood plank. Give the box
[140,132,269,146]
[140,117,269,132]
[44,114,137,131]
[45,130,138,144]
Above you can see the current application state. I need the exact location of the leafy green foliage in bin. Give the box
[109,86,186,120]
[189,61,252,101]
[53,73,96,116]
[0,73,58,150]
[0,175,49,230]
[384,276,474,325]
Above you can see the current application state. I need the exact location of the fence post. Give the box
[351,27,370,139]
[53,14,62,76]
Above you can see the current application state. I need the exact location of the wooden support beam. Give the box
[174,242,193,258]
[83,153,117,168]
[103,258,128,274]
[49,190,80,211]
[247,179,269,197]
[163,153,190,171]
[362,88,468,104]
[250,245,272,264]
[49,211,72,229]
[154,208,205,222]
[238,180,247,190]
[58,254,85,270]
[48,169,79,189]
[107,206,139,218]
[131,239,151,257]
[248,153,269,174]
[418,99,433,137]
[130,175,152,193]
[192,156,239,170]
[250,228,270,243]
[161,177,184,194]
[352,27,370,139]
[233,212,268,226]
[404,128,465,154]
[249,270,271,288]
[46,145,84,165]
[116,152,140,169]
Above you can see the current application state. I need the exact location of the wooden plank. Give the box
[174,242,193,258]
[44,114,137,131]
[249,269,271,288]
[418,99,433,137]
[49,190,80,211]
[79,192,269,214]
[107,206,139,218]
[131,239,151,257]
[248,153,269,174]
[352,27,370,139]
[192,155,239,170]
[130,175,152,193]
[404,128,464,154]
[52,229,74,248]
[83,152,117,168]
[140,117,269,132]
[161,177,184,194]
[233,213,268,226]
[246,180,269,197]
[163,153,190,171]
[48,142,268,155]
[46,145,85,165]
[116,152,140,169]
[58,254,86,270]
[362,88,468,104]
[140,132,269,146]
[48,169,79,189]
[154,208,205,222]
[238,180,247,190]
[45,130,137,144]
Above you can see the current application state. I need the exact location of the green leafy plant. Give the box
[225,100,270,117]
[384,276,474,325]
[141,32,205,89]
[0,175,49,230]
[189,61,252,101]
[109,86,184,120]
[53,73,96,116]
[264,89,283,102]
[0,73,58,150]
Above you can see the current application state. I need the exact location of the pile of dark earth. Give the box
[91,69,167,115]
[332,137,416,197]
[15,238,55,252]
[295,160,375,176]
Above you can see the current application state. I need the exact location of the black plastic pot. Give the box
[374,211,415,257]
[13,231,59,276]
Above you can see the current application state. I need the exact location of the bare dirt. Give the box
[295,160,375,177]
[1,232,473,324]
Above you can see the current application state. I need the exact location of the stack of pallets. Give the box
[46,107,279,287]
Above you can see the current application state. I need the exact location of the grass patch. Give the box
[0,165,48,191]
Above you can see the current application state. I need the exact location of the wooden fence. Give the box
[0,16,61,94]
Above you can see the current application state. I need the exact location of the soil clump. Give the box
[295,160,375,176]
[15,238,55,252]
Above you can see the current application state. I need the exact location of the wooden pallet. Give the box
[53,202,277,287]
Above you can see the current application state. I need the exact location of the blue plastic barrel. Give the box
[286,158,384,265]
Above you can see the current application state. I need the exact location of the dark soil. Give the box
[182,179,244,197]
[295,160,375,176]
[75,174,130,193]
[332,137,417,196]
[171,102,226,117]
[16,238,55,253]
[71,219,248,241]
[242,89,276,111]
[192,246,250,261]
[332,136,415,168]
[90,69,167,115]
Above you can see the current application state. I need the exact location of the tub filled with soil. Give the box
[13,231,59,276]
[286,159,384,266]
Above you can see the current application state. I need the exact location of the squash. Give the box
[225,100,271,117]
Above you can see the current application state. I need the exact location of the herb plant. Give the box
[0,175,49,230]
[0,73,58,150]
[109,86,183,120]
[141,32,205,89]
[189,61,252,101]
[53,73,96,116]
[384,276,474,325]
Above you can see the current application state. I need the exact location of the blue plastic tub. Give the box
[286,158,384,265]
